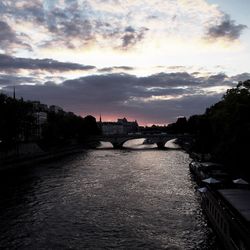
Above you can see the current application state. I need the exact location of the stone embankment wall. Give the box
[0,141,98,171]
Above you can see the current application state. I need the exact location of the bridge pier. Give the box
[156,142,166,149]
[111,142,124,149]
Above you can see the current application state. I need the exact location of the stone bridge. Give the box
[95,133,184,149]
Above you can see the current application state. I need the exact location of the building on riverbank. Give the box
[99,117,138,135]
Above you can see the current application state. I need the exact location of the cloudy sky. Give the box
[0,0,250,125]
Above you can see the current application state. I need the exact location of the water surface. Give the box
[0,140,218,249]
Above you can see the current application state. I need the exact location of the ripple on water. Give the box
[0,148,218,249]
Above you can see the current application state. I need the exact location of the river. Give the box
[0,139,219,249]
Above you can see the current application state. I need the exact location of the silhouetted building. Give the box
[34,112,47,125]
[30,101,49,112]
[33,112,48,138]
[100,117,138,135]
[49,105,63,113]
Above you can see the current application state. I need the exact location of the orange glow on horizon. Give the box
[79,113,169,127]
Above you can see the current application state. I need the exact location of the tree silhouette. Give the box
[186,79,250,176]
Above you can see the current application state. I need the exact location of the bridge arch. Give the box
[122,138,155,148]
[98,141,113,149]
[165,138,180,149]
[110,138,136,149]
[96,134,182,149]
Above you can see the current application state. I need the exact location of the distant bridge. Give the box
[95,133,185,149]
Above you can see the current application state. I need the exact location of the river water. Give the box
[0,139,218,249]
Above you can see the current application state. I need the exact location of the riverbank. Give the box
[0,140,99,172]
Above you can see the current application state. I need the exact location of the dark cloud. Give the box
[122,34,136,48]
[206,73,228,84]
[0,21,16,41]
[166,66,187,70]
[0,20,32,52]
[0,1,95,50]
[121,27,149,49]
[0,2,44,51]
[138,72,203,87]
[39,4,95,48]
[0,1,45,23]
[0,21,19,50]
[0,54,95,72]
[230,73,250,83]
[52,17,93,44]
[0,1,151,51]
[24,6,45,23]
[0,74,37,86]
[98,66,134,72]
[121,93,223,124]
[205,14,247,41]
[125,26,135,33]
[2,71,241,124]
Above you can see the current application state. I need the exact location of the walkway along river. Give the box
[0,139,219,249]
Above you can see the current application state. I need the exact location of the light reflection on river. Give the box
[0,139,218,249]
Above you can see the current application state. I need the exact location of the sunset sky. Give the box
[0,0,250,125]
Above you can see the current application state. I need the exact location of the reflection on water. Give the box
[0,147,218,249]
[98,141,114,149]
[165,139,180,149]
[124,138,156,149]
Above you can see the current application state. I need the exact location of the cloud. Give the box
[0,74,37,86]
[205,73,228,84]
[0,21,17,42]
[205,14,247,41]
[0,0,223,54]
[2,71,243,124]
[0,0,245,62]
[121,26,149,49]
[98,66,134,72]
[0,54,95,72]
[0,21,19,51]
[10,1,45,24]
[0,20,32,53]
[125,26,135,33]
[230,73,250,83]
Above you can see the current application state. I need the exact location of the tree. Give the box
[188,79,250,176]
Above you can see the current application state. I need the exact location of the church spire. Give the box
[99,114,102,123]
